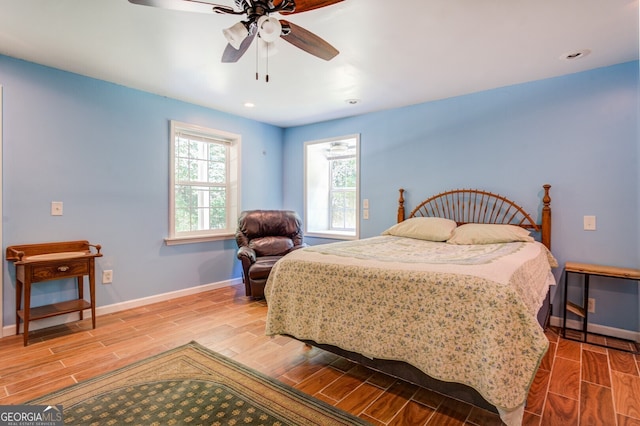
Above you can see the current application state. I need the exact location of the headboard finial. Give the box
[397,189,405,223]
[541,184,552,250]
[543,184,551,207]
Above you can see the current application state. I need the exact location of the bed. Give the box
[264,185,556,426]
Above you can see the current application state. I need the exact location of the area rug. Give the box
[29,341,368,425]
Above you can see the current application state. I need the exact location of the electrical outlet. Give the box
[588,298,595,313]
[363,209,369,220]
[102,270,113,284]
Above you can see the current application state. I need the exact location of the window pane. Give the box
[345,192,356,209]
[175,185,195,232]
[331,209,345,229]
[176,158,190,181]
[332,158,356,188]
[209,187,226,207]
[209,207,226,229]
[331,192,345,208]
[208,187,226,229]
[174,185,227,232]
[209,143,226,160]
[193,159,208,182]
[344,209,356,229]
[190,141,204,159]
[208,161,226,183]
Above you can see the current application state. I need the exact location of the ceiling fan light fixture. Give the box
[258,38,279,57]
[223,22,249,50]
[257,15,282,43]
[330,142,349,152]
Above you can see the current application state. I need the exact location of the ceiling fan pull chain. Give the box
[255,36,259,81]
[266,44,270,83]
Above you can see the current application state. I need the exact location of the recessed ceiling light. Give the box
[560,49,591,61]
[345,98,360,105]
[244,102,255,108]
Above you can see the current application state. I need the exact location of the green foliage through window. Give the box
[330,158,356,231]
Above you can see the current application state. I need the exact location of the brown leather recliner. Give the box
[235,210,306,299]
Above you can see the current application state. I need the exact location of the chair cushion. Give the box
[249,236,293,257]
[248,256,283,280]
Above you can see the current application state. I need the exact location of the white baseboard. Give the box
[550,315,640,343]
[3,278,242,337]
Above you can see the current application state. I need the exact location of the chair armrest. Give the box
[237,246,256,263]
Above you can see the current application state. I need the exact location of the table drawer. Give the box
[31,259,89,281]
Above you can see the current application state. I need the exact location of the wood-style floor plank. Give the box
[580,381,616,425]
[548,356,581,400]
[0,284,639,426]
[611,370,640,420]
[610,350,639,376]
[582,349,611,387]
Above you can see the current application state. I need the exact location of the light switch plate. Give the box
[51,201,63,216]
[583,215,596,231]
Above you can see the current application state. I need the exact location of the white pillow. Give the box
[382,217,457,242]
[446,224,534,244]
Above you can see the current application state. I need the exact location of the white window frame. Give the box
[166,120,241,245]
[304,134,360,240]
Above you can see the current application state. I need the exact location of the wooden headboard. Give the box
[397,184,552,249]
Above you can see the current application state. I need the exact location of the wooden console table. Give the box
[562,261,640,353]
[6,240,102,346]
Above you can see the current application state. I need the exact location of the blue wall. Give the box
[1,55,284,326]
[2,54,638,334]
[283,61,639,333]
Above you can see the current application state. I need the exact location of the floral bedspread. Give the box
[264,236,557,417]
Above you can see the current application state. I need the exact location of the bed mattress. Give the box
[265,235,557,418]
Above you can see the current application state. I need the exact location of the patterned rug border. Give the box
[29,341,369,425]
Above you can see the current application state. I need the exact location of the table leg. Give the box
[562,269,569,337]
[77,276,84,321]
[15,280,22,336]
[583,273,590,342]
[23,282,31,346]
[89,261,96,329]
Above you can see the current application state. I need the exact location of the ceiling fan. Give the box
[128,0,343,63]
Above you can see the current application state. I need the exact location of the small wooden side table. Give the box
[6,240,102,346]
[562,261,640,353]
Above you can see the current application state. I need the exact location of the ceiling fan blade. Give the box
[279,20,338,61]
[274,0,344,15]
[127,0,228,13]
[221,32,256,63]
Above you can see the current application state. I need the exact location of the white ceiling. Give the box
[0,0,638,127]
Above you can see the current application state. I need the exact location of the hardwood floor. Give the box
[1,284,639,425]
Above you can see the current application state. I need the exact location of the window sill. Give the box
[305,231,358,241]
[165,234,234,246]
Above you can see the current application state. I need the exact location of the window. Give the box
[304,135,360,239]
[167,120,240,245]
